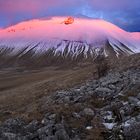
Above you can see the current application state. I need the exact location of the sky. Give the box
[0,0,140,32]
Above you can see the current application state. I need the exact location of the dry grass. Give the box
[0,65,95,122]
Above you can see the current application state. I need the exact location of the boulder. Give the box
[95,87,113,93]
[137,93,140,100]
[83,108,95,116]
[128,96,139,105]
[55,129,70,140]
[123,122,140,140]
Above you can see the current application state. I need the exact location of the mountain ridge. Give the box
[0,17,140,61]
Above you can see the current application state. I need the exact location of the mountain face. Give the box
[0,17,140,58]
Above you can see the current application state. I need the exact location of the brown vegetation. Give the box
[0,65,94,123]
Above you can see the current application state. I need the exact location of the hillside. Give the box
[0,53,140,139]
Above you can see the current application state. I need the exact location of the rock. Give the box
[111,101,124,109]
[137,93,140,100]
[1,132,17,140]
[47,136,57,140]
[3,118,25,127]
[63,96,70,102]
[0,133,29,140]
[80,86,87,91]
[86,126,93,130]
[42,113,57,125]
[108,84,116,90]
[95,87,113,93]
[122,104,135,116]
[41,118,49,125]
[72,112,81,119]
[55,123,65,131]
[37,125,54,138]
[100,75,121,86]
[24,120,39,133]
[128,96,140,105]
[102,111,114,123]
[73,135,81,140]
[1,118,26,134]
[137,101,140,107]
[136,115,140,122]
[86,87,94,93]
[123,122,140,140]
[83,108,95,116]
[103,123,116,130]
[41,118,55,126]
[87,90,94,96]
[48,114,56,120]
[73,96,84,103]
[55,129,70,140]
[38,134,48,140]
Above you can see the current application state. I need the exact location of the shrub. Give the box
[94,54,109,78]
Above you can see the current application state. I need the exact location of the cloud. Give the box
[88,0,140,10]
[0,0,139,31]
[0,0,84,15]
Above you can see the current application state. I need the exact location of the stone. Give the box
[63,96,70,102]
[100,76,120,86]
[137,93,140,100]
[103,123,116,130]
[55,123,65,131]
[74,96,85,103]
[55,129,70,140]
[123,122,140,140]
[122,104,135,116]
[108,84,116,90]
[1,132,17,140]
[103,111,114,123]
[95,87,113,93]
[3,118,25,127]
[73,135,81,140]
[80,86,87,91]
[1,118,26,134]
[137,101,140,107]
[83,108,95,116]
[37,125,54,137]
[48,136,57,140]
[128,96,139,105]
[25,120,39,133]
[48,114,56,120]
[72,112,81,119]
[136,115,140,122]
[86,126,93,130]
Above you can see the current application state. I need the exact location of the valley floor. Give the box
[0,66,93,122]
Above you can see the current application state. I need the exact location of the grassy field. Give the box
[0,65,95,123]
[0,53,139,123]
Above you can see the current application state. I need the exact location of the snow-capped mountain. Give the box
[0,17,140,58]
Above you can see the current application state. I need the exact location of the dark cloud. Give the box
[0,0,139,31]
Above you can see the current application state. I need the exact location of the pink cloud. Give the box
[0,0,83,15]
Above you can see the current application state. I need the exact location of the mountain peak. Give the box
[0,16,139,59]
[64,17,74,25]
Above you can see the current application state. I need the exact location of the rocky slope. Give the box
[0,67,139,140]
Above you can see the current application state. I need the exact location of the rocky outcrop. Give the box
[0,68,140,140]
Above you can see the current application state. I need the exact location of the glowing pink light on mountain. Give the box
[0,17,139,53]
[0,17,125,41]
